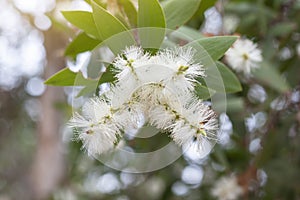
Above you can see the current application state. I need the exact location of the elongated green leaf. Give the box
[91,1,136,54]
[168,26,203,45]
[65,32,101,59]
[85,0,107,8]
[188,36,238,61]
[45,68,97,86]
[185,36,238,94]
[170,26,203,42]
[214,97,244,113]
[216,61,242,93]
[162,0,201,29]
[138,0,165,28]
[45,67,115,88]
[76,85,96,97]
[225,2,275,17]
[138,0,165,49]
[269,22,296,37]
[118,0,138,27]
[62,11,99,39]
[76,68,116,97]
[196,62,242,94]
[44,68,77,86]
[194,84,216,100]
[253,61,290,93]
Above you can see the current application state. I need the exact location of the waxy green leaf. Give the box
[138,0,166,49]
[188,36,238,61]
[65,32,101,59]
[253,61,290,93]
[216,61,242,93]
[44,68,96,86]
[91,1,136,54]
[62,11,99,39]
[162,0,201,29]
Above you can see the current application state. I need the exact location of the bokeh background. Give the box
[1,0,300,199]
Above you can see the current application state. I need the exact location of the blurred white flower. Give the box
[245,112,267,133]
[247,84,267,103]
[201,7,223,35]
[211,175,243,200]
[249,138,262,154]
[225,38,262,75]
[223,15,240,34]
[218,113,233,146]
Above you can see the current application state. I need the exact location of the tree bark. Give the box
[30,27,67,200]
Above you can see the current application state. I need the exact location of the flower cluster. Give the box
[225,38,262,75]
[211,175,243,200]
[69,46,219,156]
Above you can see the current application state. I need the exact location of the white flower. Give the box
[153,47,205,92]
[69,98,121,156]
[106,82,139,109]
[245,112,267,133]
[136,83,168,105]
[113,46,150,82]
[77,123,120,156]
[211,175,243,200]
[147,89,219,152]
[170,120,196,145]
[69,45,220,156]
[135,63,173,85]
[225,38,262,75]
[113,101,146,130]
[170,101,219,148]
[69,98,111,127]
[148,104,176,130]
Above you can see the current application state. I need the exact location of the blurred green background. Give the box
[0,0,300,199]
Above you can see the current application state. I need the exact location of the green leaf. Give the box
[194,84,216,100]
[162,0,201,29]
[184,36,238,94]
[167,26,203,45]
[188,36,238,61]
[216,61,242,93]
[212,145,230,170]
[138,0,166,49]
[65,32,101,59]
[138,0,165,28]
[85,0,107,8]
[269,22,296,37]
[91,1,136,54]
[170,26,203,42]
[45,66,115,88]
[98,66,116,85]
[62,11,99,39]
[225,2,275,18]
[118,0,138,27]
[214,97,244,113]
[253,61,290,93]
[76,85,96,97]
[44,68,97,86]
[44,68,76,86]
[76,68,116,97]
[196,62,242,94]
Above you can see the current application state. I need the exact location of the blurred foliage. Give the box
[1,0,300,200]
